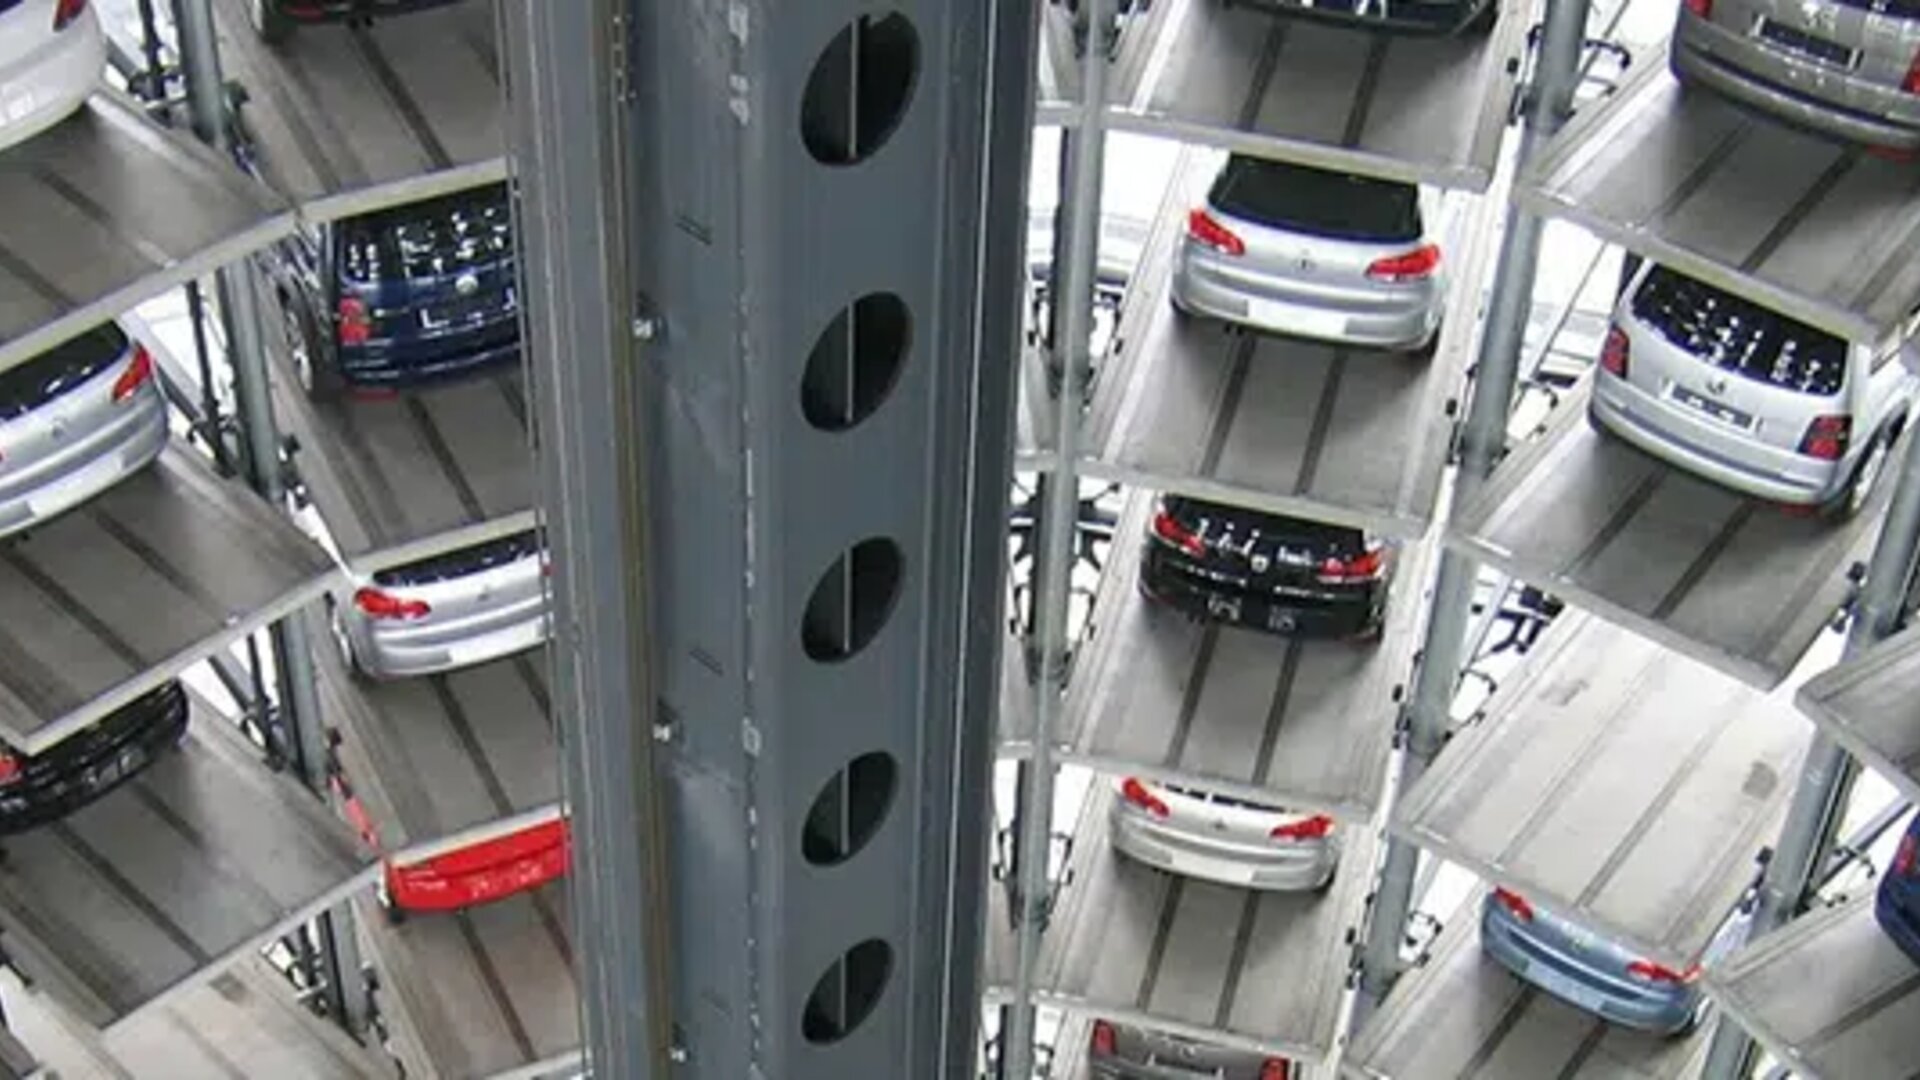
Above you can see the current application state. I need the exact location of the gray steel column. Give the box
[504,0,1036,1076]
[1701,427,1920,1078]
[1005,2,1109,1076]
[1356,0,1589,1015]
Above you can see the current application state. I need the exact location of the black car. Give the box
[260,181,520,399]
[0,681,189,835]
[1228,0,1495,37]
[1138,495,1389,639]
[248,0,463,43]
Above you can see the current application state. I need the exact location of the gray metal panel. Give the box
[1102,0,1527,190]
[481,1049,586,1080]
[984,786,1380,1062]
[0,443,337,755]
[356,887,580,1080]
[1344,906,1712,1080]
[1082,167,1493,539]
[211,0,507,224]
[1706,894,1920,1080]
[0,1026,32,1080]
[273,352,534,569]
[1058,491,1416,823]
[1518,56,1920,345]
[320,644,557,850]
[0,706,377,1030]
[1797,625,1920,805]
[1448,383,1878,690]
[0,92,294,372]
[1396,612,1807,970]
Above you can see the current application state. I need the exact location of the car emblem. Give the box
[1251,553,1270,572]
[455,272,481,297]
[48,417,68,440]
[1706,374,1729,397]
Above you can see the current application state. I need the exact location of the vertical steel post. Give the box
[174,0,359,1032]
[1005,1,1109,1077]
[1701,426,1920,1078]
[504,0,1036,1076]
[1355,0,1589,1015]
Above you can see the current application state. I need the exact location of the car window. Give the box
[373,528,542,588]
[1631,265,1848,396]
[0,324,130,422]
[1207,156,1422,243]
[1164,495,1367,550]
[337,181,514,285]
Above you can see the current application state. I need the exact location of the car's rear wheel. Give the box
[1826,426,1893,522]
[250,0,294,43]
[283,303,342,402]
[328,599,373,682]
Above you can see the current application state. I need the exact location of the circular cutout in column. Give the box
[802,938,893,1044]
[802,751,897,866]
[800,13,920,165]
[802,293,911,431]
[802,538,903,662]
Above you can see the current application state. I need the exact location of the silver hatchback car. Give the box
[331,528,548,679]
[0,323,167,540]
[1590,262,1917,517]
[1672,0,1920,152]
[1088,1018,1292,1080]
[1479,887,1705,1036]
[1171,155,1446,352]
[1109,776,1340,892]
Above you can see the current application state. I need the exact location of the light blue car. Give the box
[1479,887,1705,1036]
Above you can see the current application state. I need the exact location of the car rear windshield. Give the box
[1207,156,1421,243]
[1631,265,1848,396]
[374,528,542,588]
[1163,495,1366,551]
[338,181,514,285]
[1829,0,1920,18]
[0,323,130,422]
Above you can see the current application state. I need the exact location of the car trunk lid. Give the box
[1709,0,1920,88]
[0,324,140,478]
[335,182,518,346]
[1156,496,1376,593]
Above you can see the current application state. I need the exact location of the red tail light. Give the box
[1090,1019,1117,1057]
[1151,510,1207,558]
[111,345,154,403]
[1895,832,1917,877]
[1600,326,1630,378]
[1492,887,1534,923]
[338,296,374,346]
[1626,959,1699,985]
[1798,414,1851,461]
[1270,815,1334,841]
[1187,209,1246,256]
[1366,244,1441,283]
[1902,46,1920,94]
[53,0,88,30]
[353,587,431,621]
[1260,1060,1291,1080]
[1317,546,1384,584]
[1120,777,1171,818]
[1683,0,1712,16]
[0,753,21,787]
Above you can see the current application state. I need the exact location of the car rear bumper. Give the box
[1110,801,1339,892]
[1172,241,1442,352]
[1139,544,1385,638]
[1090,1058,1264,1080]
[1876,879,1920,966]
[0,394,168,541]
[0,684,188,835]
[1589,374,1843,505]
[337,323,521,390]
[1672,17,1920,150]
[350,593,548,679]
[0,11,102,154]
[1479,903,1699,1035]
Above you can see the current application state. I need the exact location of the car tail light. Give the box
[353,587,431,621]
[1317,546,1384,584]
[1366,244,1441,283]
[1895,832,1918,877]
[1798,414,1851,461]
[111,345,154,403]
[53,0,88,30]
[1151,510,1207,558]
[1119,777,1170,818]
[1187,209,1245,256]
[1260,1060,1291,1080]
[1270,815,1334,841]
[1492,887,1534,923]
[1626,959,1699,985]
[0,753,20,787]
[1683,0,1712,16]
[1090,1019,1117,1057]
[1600,326,1630,378]
[338,296,374,346]
[1903,45,1920,94]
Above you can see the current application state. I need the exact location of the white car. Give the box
[329,528,549,680]
[0,0,104,155]
[1109,776,1340,892]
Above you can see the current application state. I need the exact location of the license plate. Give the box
[1758,19,1855,67]
[1248,300,1349,340]
[419,296,493,329]
[1524,962,1612,1014]
[1670,385,1754,430]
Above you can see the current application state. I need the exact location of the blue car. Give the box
[1479,887,1705,1036]
[1875,815,1920,965]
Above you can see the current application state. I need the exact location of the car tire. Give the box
[282,301,343,402]
[250,0,294,43]
[1824,426,1894,522]
[328,599,374,683]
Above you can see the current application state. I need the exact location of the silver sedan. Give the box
[331,528,548,679]
[0,323,167,541]
[1108,776,1340,892]
[1171,155,1446,352]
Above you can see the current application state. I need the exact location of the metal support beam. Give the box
[1005,1,1108,1077]
[1355,0,1590,1017]
[504,1,1036,1076]
[1700,425,1920,1078]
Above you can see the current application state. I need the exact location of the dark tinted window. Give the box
[338,181,514,285]
[1829,0,1920,18]
[374,528,542,587]
[1632,266,1847,396]
[0,324,130,421]
[1162,495,1365,551]
[1207,156,1421,243]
